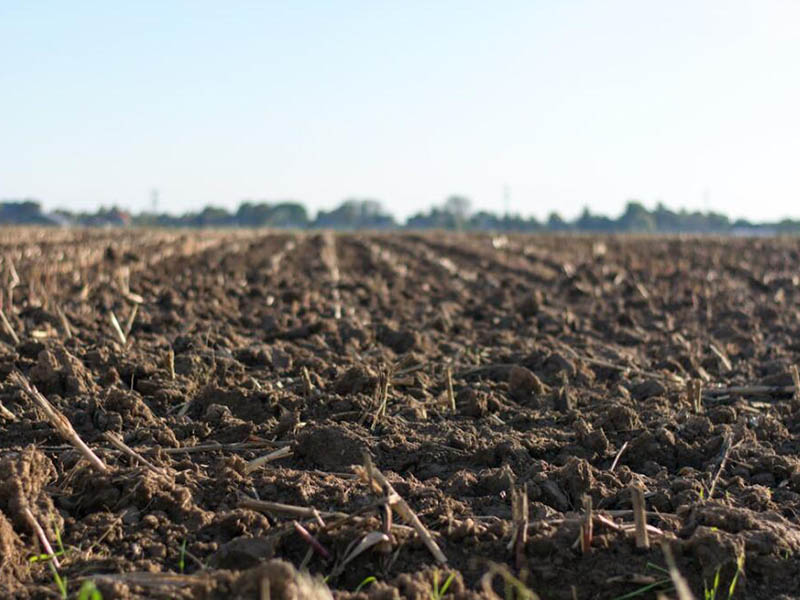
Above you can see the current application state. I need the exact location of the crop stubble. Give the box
[0,229,800,599]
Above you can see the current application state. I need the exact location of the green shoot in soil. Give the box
[178,538,187,573]
[77,581,103,600]
[27,517,70,598]
[49,562,67,600]
[611,563,673,600]
[431,570,455,599]
[728,553,744,597]
[355,576,377,593]
[480,563,539,600]
[704,567,722,600]
[29,549,66,563]
[31,517,69,564]
[612,579,672,600]
[705,553,745,599]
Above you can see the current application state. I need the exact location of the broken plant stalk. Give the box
[239,498,330,526]
[103,431,170,480]
[510,484,529,568]
[292,520,331,560]
[0,305,19,344]
[630,485,649,550]
[11,371,109,473]
[357,458,448,564]
[581,496,593,554]
[24,507,60,568]
[109,311,127,345]
[245,446,293,474]
[446,366,456,412]
[609,441,628,472]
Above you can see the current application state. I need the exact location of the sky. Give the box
[1,1,799,222]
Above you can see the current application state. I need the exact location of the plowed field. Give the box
[2,229,800,599]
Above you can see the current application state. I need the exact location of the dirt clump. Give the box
[508,365,546,405]
[295,423,371,471]
[333,365,378,396]
[0,446,61,536]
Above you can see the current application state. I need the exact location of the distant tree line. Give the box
[2,196,799,234]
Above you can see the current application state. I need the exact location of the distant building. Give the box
[0,200,57,225]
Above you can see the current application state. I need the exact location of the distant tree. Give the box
[407,207,458,230]
[196,206,233,227]
[236,201,308,227]
[443,195,471,218]
[314,199,395,229]
[267,202,307,227]
[469,210,500,230]
[618,201,655,232]
[8,194,798,234]
[442,195,472,230]
[653,203,680,231]
[236,201,272,226]
[547,211,569,231]
[575,207,615,232]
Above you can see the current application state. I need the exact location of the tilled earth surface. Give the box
[1,229,800,599]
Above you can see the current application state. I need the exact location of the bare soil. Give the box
[1,229,800,599]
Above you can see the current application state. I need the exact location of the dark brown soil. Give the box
[2,229,800,599]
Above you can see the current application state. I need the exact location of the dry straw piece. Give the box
[0,401,16,421]
[509,484,529,568]
[166,346,175,380]
[23,507,60,568]
[55,305,72,339]
[11,371,109,473]
[687,379,703,414]
[123,304,139,339]
[446,366,456,412]
[357,457,448,564]
[609,441,629,472]
[661,541,695,600]
[630,485,649,550]
[580,496,593,555]
[239,498,334,523]
[109,311,127,345]
[103,431,171,481]
[0,306,19,345]
[245,446,293,474]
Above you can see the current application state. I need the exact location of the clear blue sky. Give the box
[2,1,799,221]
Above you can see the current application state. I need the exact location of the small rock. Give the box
[508,366,546,404]
[544,352,575,378]
[603,405,642,431]
[270,347,292,371]
[207,536,276,569]
[540,479,570,512]
[457,388,487,418]
[295,424,370,471]
[205,403,233,423]
[478,466,515,495]
[273,410,300,438]
[708,406,737,425]
[631,379,667,400]
[516,292,543,318]
[376,323,418,354]
[333,366,377,395]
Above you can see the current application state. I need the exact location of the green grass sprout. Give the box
[355,575,377,593]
